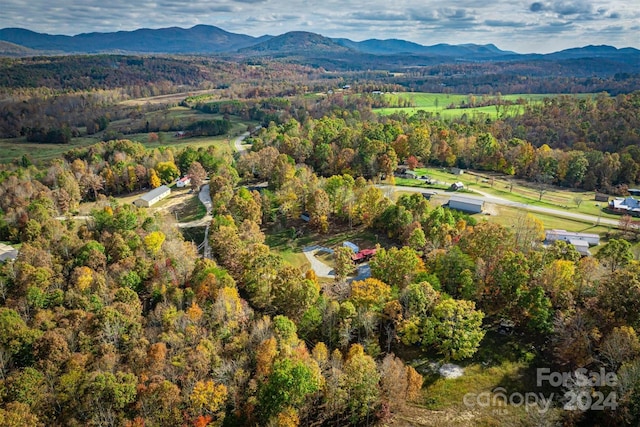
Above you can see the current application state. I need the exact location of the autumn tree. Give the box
[333,247,355,281]
[187,161,207,191]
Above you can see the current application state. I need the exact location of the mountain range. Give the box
[0,24,638,71]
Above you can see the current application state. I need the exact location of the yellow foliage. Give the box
[350,278,391,309]
[346,343,365,361]
[276,407,299,427]
[256,337,277,379]
[405,366,424,401]
[186,302,204,324]
[143,231,166,256]
[312,342,328,365]
[73,266,93,292]
[190,380,228,415]
[149,168,161,189]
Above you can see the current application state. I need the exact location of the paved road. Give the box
[381,184,619,227]
[234,131,251,156]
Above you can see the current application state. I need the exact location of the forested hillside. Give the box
[1,52,640,426]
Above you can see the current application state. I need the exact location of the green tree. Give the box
[155,161,180,184]
[422,299,485,361]
[370,246,424,289]
[341,344,381,421]
[597,238,633,272]
[258,358,320,419]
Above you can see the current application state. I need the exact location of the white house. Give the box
[545,229,600,246]
[133,185,171,208]
[447,196,484,214]
[176,176,191,188]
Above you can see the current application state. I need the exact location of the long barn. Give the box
[447,196,484,214]
[133,185,171,208]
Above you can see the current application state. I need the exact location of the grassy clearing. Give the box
[264,224,382,271]
[403,167,620,222]
[171,193,207,222]
[375,92,595,119]
[0,123,249,164]
[486,204,613,234]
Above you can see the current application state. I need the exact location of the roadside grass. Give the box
[485,204,612,234]
[400,167,620,221]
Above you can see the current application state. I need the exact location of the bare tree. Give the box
[573,196,583,208]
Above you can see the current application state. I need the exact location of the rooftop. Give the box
[139,185,171,202]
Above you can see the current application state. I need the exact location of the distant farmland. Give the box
[374,92,594,119]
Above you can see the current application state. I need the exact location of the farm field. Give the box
[0,106,256,164]
[374,92,596,119]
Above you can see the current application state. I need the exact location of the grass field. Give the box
[400,167,620,222]
[375,92,595,119]
[0,106,256,164]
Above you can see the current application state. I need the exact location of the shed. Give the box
[450,167,465,175]
[133,185,171,208]
[545,229,600,246]
[343,241,360,253]
[352,248,377,263]
[569,239,592,257]
[0,243,18,262]
[451,182,465,191]
[594,193,609,202]
[629,189,640,196]
[447,196,484,214]
[422,192,436,200]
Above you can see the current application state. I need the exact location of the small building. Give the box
[451,182,465,191]
[545,229,600,246]
[450,167,465,175]
[422,192,436,200]
[0,243,18,262]
[352,248,377,263]
[570,240,592,257]
[594,193,609,202]
[133,185,171,208]
[176,175,191,188]
[394,166,417,179]
[628,189,640,196]
[343,241,360,253]
[447,196,484,214]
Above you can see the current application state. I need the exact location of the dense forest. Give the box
[1,126,640,425]
[1,52,640,426]
[235,91,640,193]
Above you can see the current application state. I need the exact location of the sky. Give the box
[1,0,639,53]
